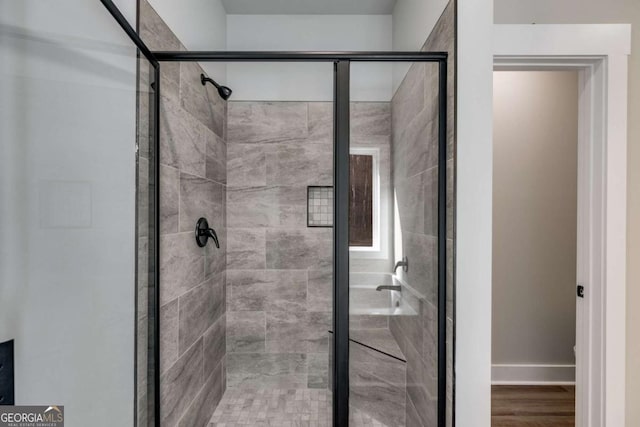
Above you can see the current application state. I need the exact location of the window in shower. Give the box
[349,149,379,250]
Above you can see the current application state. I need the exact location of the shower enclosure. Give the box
[134,41,447,425]
[1,0,454,425]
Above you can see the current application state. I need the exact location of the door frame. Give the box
[493,24,630,427]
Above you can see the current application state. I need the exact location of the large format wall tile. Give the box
[139,0,180,103]
[160,299,179,375]
[307,270,332,312]
[159,99,207,178]
[308,101,393,141]
[307,312,331,353]
[350,329,406,362]
[266,228,332,270]
[227,186,307,228]
[401,233,438,304]
[227,311,266,353]
[393,102,438,184]
[265,142,333,186]
[227,270,268,311]
[160,338,204,427]
[308,102,332,142]
[396,172,427,234]
[227,144,266,187]
[226,353,307,389]
[227,269,307,313]
[206,230,227,277]
[204,315,226,374]
[405,338,437,427]
[350,344,405,388]
[263,311,330,354]
[178,276,222,354]
[160,165,180,235]
[180,61,226,138]
[264,270,307,312]
[403,109,439,180]
[160,233,205,305]
[392,63,425,134]
[351,102,392,137]
[177,362,224,427]
[307,352,329,389]
[139,0,180,51]
[351,382,406,427]
[227,228,266,270]
[179,172,225,232]
[265,311,308,353]
[406,395,423,427]
[206,131,227,185]
[227,102,308,144]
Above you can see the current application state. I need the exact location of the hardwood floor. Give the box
[491,385,575,427]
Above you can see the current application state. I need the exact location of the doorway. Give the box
[490,70,579,426]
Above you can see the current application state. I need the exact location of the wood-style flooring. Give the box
[492,385,575,427]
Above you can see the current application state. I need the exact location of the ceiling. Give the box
[221,0,397,15]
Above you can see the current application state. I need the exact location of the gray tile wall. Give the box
[139,2,227,426]
[389,2,456,427]
[226,101,391,390]
[349,330,408,426]
[136,57,153,427]
[225,101,333,390]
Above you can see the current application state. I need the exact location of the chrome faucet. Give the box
[393,256,408,273]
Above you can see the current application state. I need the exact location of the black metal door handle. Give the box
[195,217,220,248]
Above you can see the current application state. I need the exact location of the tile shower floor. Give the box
[208,388,389,427]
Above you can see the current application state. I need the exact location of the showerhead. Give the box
[200,73,232,100]
[217,85,233,100]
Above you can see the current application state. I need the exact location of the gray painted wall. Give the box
[492,71,578,369]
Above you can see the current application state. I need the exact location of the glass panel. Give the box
[136,57,156,426]
[0,1,145,425]
[128,49,336,422]
[215,62,335,424]
[348,61,441,426]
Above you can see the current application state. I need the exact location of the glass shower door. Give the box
[0,1,154,425]
[346,60,447,427]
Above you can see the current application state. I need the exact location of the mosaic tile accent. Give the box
[208,388,390,426]
[307,186,333,227]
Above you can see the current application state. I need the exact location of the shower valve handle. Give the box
[195,217,220,248]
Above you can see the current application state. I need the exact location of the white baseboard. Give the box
[491,364,576,385]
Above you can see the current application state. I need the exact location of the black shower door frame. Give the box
[102,2,448,426]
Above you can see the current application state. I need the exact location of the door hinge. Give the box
[577,285,585,298]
